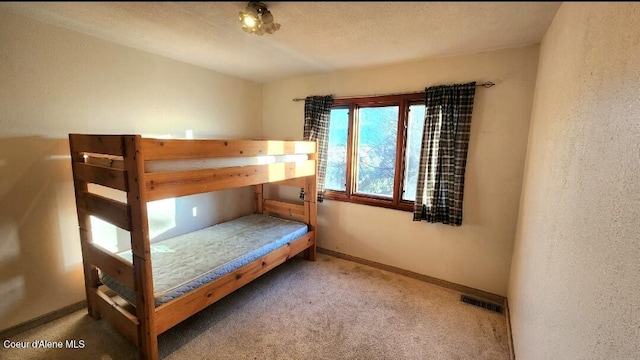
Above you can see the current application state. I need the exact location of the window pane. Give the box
[355,106,398,197]
[326,108,348,191]
[403,104,425,201]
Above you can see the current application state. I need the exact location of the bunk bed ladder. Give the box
[69,137,102,321]
[69,134,158,360]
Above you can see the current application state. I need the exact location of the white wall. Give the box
[0,10,262,331]
[508,3,640,359]
[263,45,539,296]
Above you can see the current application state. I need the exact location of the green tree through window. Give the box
[324,93,424,211]
[326,107,348,191]
[356,106,398,197]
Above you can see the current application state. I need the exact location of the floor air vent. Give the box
[460,295,503,314]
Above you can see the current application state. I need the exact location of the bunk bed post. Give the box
[69,135,102,320]
[254,184,264,214]
[123,135,158,360]
[304,152,318,261]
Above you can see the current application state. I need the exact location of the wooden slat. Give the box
[270,177,305,188]
[89,289,139,346]
[264,199,305,220]
[69,134,125,156]
[74,162,128,191]
[85,154,125,170]
[145,160,316,202]
[141,138,316,160]
[83,240,135,290]
[77,192,131,231]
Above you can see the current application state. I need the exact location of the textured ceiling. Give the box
[1,2,561,83]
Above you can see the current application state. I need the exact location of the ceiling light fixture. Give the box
[239,2,280,36]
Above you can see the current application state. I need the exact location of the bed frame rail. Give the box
[263,199,306,221]
[141,138,315,160]
[144,160,316,202]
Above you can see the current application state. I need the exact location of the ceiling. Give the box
[1,2,562,83]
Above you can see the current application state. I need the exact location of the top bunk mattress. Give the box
[84,153,309,173]
[100,214,308,307]
[145,154,309,173]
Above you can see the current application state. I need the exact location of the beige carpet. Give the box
[2,253,510,360]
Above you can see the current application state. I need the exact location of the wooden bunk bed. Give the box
[68,134,317,360]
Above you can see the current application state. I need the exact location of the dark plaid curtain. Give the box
[303,95,333,202]
[413,82,476,226]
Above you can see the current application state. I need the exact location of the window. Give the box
[324,93,425,211]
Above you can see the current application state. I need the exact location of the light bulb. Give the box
[242,15,256,28]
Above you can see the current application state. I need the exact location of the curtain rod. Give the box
[291,81,495,102]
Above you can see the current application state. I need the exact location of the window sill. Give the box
[323,191,414,212]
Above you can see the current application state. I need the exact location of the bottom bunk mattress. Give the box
[100,214,308,307]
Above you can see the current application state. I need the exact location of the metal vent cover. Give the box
[460,295,504,314]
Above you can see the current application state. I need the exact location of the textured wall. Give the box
[263,45,539,296]
[0,10,262,331]
[508,3,640,359]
